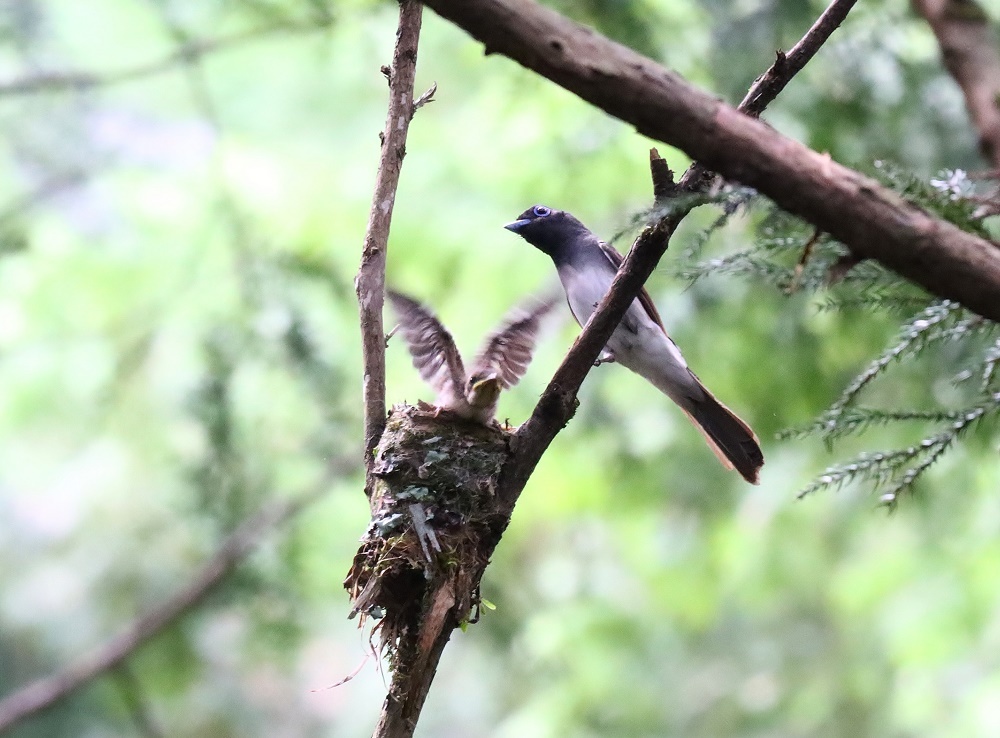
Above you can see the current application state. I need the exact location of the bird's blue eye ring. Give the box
[532,205,551,217]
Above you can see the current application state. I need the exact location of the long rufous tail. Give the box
[681,383,764,484]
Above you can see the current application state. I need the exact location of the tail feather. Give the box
[618,349,764,484]
[682,388,764,485]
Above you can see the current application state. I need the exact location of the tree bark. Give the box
[357,0,425,467]
[420,0,1000,324]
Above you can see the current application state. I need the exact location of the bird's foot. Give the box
[594,351,616,367]
[415,400,444,416]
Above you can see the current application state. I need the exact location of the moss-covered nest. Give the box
[345,403,512,662]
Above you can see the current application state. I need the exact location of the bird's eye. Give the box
[532,205,551,218]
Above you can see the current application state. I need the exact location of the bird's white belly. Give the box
[560,263,696,401]
[561,266,677,356]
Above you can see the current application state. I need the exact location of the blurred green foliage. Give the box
[1,1,999,737]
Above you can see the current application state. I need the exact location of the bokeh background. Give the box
[2,1,1000,736]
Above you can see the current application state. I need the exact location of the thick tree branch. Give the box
[498,0,858,509]
[369,582,457,738]
[0,489,325,733]
[421,0,1000,325]
[348,4,855,737]
[912,0,1000,168]
[357,0,424,466]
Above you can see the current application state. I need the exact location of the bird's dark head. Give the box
[504,205,590,258]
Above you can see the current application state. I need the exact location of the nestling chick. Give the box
[387,289,557,425]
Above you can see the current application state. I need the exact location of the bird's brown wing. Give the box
[596,240,667,331]
[471,294,559,389]
[386,290,466,397]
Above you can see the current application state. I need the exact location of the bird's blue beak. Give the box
[504,218,531,232]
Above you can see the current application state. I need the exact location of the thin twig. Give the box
[0,21,330,97]
[787,229,823,294]
[739,0,860,116]
[0,170,88,228]
[497,0,860,509]
[357,0,424,471]
[0,485,329,733]
[412,82,438,115]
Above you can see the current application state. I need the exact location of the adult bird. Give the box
[504,205,764,484]
[387,289,556,425]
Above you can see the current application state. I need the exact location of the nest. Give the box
[345,403,512,670]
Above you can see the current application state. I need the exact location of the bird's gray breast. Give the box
[559,263,610,323]
[558,263,645,350]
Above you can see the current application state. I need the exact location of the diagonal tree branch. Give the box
[912,0,1000,168]
[739,0,859,115]
[347,5,858,738]
[0,485,329,734]
[420,0,1000,325]
[357,0,425,472]
[498,0,859,508]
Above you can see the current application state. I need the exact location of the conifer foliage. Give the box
[677,165,1000,505]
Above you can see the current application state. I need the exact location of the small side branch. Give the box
[357,0,424,468]
[740,0,859,116]
[912,0,1000,167]
[0,21,330,97]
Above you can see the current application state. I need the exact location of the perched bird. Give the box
[386,289,556,425]
[504,205,764,484]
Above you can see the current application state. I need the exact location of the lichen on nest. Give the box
[345,403,512,660]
